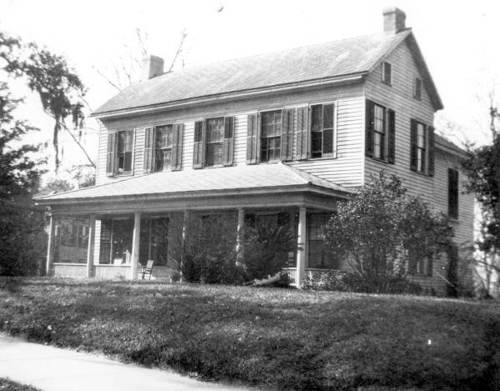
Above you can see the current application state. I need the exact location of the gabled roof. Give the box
[94,29,442,118]
[35,163,353,205]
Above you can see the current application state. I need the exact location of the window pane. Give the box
[323,104,334,129]
[261,111,282,161]
[206,143,223,166]
[207,118,224,143]
[374,132,382,159]
[374,105,384,132]
[311,105,322,132]
[124,151,132,172]
[311,131,322,157]
[323,128,333,154]
[156,125,173,148]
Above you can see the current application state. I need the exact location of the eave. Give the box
[92,73,366,120]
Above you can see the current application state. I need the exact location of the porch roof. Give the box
[35,163,354,206]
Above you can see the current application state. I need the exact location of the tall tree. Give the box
[462,113,500,295]
[0,82,45,275]
[0,31,90,172]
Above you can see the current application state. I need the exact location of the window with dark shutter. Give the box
[260,110,282,162]
[311,103,335,158]
[172,123,184,171]
[295,106,309,160]
[448,168,459,219]
[427,126,435,176]
[116,130,133,174]
[154,125,174,171]
[387,109,396,164]
[410,119,418,171]
[365,100,374,158]
[205,117,224,167]
[193,121,206,168]
[106,132,117,176]
[223,116,234,166]
[143,127,155,174]
[280,109,295,161]
[246,113,259,164]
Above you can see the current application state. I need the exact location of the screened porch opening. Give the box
[53,217,90,264]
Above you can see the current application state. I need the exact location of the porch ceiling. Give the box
[35,163,353,210]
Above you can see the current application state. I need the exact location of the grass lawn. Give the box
[0,279,499,390]
[0,378,40,391]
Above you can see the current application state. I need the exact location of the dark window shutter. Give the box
[143,127,155,174]
[365,100,374,157]
[295,106,309,160]
[280,108,295,161]
[106,132,117,176]
[427,126,435,176]
[193,121,206,169]
[448,168,459,219]
[172,123,184,171]
[387,109,396,164]
[246,113,258,164]
[410,119,417,171]
[223,116,235,166]
[426,254,433,276]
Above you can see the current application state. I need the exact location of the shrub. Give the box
[242,220,297,281]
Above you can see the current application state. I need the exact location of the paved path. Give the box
[0,334,250,391]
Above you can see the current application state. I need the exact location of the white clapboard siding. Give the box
[364,40,435,201]
[95,122,109,185]
[364,40,474,293]
[289,96,365,187]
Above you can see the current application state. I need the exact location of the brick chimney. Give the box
[143,55,164,80]
[383,7,406,33]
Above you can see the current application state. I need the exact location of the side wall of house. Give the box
[364,40,474,294]
[96,84,366,188]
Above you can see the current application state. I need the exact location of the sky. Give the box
[1,0,500,177]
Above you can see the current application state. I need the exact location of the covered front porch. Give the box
[36,164,353,287]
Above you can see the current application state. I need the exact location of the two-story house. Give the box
[36,7,474,293]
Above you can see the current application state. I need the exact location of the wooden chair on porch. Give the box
[139,260,154,280]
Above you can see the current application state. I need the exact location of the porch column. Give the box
[296,206,307,288]
[86,215,96,278]
[236,208,245,263]
[180,210,190,282]
[45,213,56,277]
[130,212,141,280]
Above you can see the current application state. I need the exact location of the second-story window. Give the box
[260,110,282,162]
[206,117,224,166]
[365,100,396,163]
[382,61,392,85]
[311,104,334,158]
[410,120,434,176]
[154,125,174,171]
[117,130,133,174]
[143,124,184,174]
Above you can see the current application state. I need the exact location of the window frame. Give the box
[448,168,459,219]
[416,122,426,173]
[116,130,133,175]
[154,124,174,172]
[205,117,225,167]
[310,102,336,159]
[260,109,283,163]
[414,77,422,100]
[410,119,434,176]
[382,61,392,85]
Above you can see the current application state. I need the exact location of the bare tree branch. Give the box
[93,66,122,92]
[167,29,188,73]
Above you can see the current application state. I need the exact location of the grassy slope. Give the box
[0,279,499,390]
[0,379,40,391]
